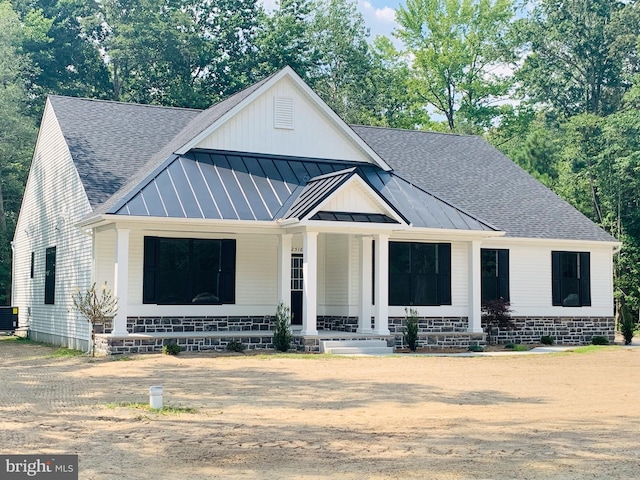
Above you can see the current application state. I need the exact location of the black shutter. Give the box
[143,237,157,304]
[437,243,452,305]
[219,239,236,304]
[580,252,591,306]
[498,249,510,301]
[552,251,561,306]
[44,247,56,305]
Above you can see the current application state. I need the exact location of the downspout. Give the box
[10,241,15,307]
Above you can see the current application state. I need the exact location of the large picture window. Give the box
[481,248,509,303]
[143,237,236,305]
[44,247,56,305]
[552,251,590,307]
[389,242,451,306]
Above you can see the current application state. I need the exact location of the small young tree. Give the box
[481,298,514,345]
[272,302,293,352]
[404,307,419,352]
[72,283,118,356]
[618,297,636,345]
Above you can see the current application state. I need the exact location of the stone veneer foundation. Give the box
[90,315,615,355]
[492,316,615,345]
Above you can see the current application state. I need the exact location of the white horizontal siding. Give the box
[195,76,372,163]
[502,241,614,317]
[323,183,381,214]
[12,101,93,347]
[124,230,279,316]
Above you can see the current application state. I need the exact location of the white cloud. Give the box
[374,6,396,23]
[358,0,400,46]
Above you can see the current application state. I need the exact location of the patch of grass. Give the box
[567,345,620,354]
[105,401,197,415]
[0,335,34,343]
[49,347,85,357]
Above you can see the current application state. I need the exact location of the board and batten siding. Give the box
[194,76,372,164]
[12,100,93,350]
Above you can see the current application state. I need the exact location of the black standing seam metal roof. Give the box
[113,150,495,232]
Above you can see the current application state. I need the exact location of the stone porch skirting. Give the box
[91,315,615,355]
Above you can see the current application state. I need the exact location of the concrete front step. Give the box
[320,339,393,355]
[326,347,394,355]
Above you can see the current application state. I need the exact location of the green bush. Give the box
[403,307,419,351]
[591,335,609,345]
[226,339,246,352]
[618,300,636,345]
[540,335,555,345]
[504,343,515,349]
[273,303,293,352]
[162,343,182,355]
[468,344,484,352]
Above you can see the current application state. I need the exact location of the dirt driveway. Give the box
[0,338,639,479]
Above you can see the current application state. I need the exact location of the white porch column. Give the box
[373,234,390,335]
[300,231,318,336]
[358,236,373,333]
[468,240,483,333]
[112,228,129,336]
[278,234,292,305]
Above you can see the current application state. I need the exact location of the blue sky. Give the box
[261,0,402,42]
[357,0,401,40]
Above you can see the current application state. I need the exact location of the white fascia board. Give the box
[175,67,392,171]
[483,236,621,250]
[303,175,409,226]
[391,228,506,241]
[76,214,282,234]
[285,221,403,234]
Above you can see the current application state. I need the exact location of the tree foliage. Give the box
[515,0,638,117]
[395,0,516,131]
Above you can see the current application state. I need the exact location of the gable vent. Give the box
[274,96,294,129]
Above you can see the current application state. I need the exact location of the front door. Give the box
[291,254,303,326]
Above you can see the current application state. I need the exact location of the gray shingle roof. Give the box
[48,96,200,208]
[352,125,615,241]
[47,81,615,242]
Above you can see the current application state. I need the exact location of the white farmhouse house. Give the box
[12,67,618,354]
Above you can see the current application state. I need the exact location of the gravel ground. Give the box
[1,337,639,479]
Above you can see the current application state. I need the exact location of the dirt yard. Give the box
[0,339,639,479]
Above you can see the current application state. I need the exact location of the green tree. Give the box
[0,1,38,304]
[515,0,639,117]
[306,0,377,123]
[395,0,516,131]
[91,0,261,107]
[253,0,318,79]
[13,0,111,112]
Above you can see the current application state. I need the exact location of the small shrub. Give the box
[618,300,636,345]
[226,339,246,352]
[591,335,609,345]
[468,344,484,352]
[272,302,293,352]
[504,343,515,349]
[540,335,555,345]
[403,307,419,352]
[481,298,514,345]
[162,343,182,355]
